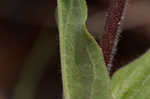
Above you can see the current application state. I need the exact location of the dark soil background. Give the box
[0,0,150,99]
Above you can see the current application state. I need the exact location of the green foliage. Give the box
[112,50,150,99]
[14,31,57,99]
[14,0,150,99]
[57,0,112,99]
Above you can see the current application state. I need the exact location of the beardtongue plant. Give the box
[57,0,150,99]
[12,0,150,99]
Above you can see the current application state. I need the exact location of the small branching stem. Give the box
[101,0,129,73]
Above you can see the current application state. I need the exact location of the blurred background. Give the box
[0,0,150,99]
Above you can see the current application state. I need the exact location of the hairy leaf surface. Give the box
[112,50,150,99]
[57,0,112,99]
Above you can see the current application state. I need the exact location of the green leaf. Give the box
[112,50,150,99]
[14,30,58,99]
[57,0,112,99]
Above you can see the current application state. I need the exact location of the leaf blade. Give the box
[57,0,112,99]
[112,50,150,99]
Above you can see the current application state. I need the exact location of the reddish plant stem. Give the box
[101,0,128,72]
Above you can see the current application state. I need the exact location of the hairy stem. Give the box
[101,0,128,73]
